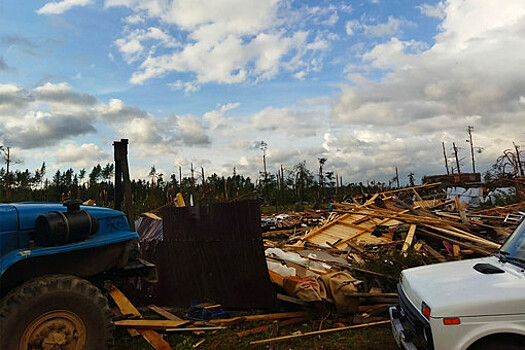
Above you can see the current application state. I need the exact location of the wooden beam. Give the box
[114,319,191,330]
[148,305,206,336]
[109,286,173,350]
[421,244,447,263]
[237,317,306,337]
[422,224,500,248]
[417,228,493,255]
[148,305,184,321]
[250,320,390,345]
[208,312,306,325]
[402,224,417,257]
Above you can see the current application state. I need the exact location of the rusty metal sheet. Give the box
[139,200,277,309]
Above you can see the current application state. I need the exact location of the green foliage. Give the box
[0,159,416,215]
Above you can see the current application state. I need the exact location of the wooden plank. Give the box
[148,305,204,336]
[416,228,493,255]
[148,305,184,321]
[164,326,226,332]
[422,224,500,248]
[249,320,390,345]
[113,307,140,337]
[237,317,307,337]
[109,286,173,350]
[402,224,417,257]
[192,339,206,348]
[114,319,191,330]
[453,244,461,258]
[421,244,447,263]
[208,312,306,325]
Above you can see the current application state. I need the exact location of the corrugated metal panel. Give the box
[140,200,277,309]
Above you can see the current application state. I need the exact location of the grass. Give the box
[114,310,397,350]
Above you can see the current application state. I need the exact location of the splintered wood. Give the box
[286,183,521,261]
[109,286,173,350]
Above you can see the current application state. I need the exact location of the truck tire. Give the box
[0,274,113,350]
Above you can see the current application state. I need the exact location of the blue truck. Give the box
[0,200,155,349]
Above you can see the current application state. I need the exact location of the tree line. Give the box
[1,143,522,214]
[0,160,400,214]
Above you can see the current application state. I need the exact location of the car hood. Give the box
[400,256,525,317]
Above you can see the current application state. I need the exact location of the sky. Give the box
[0,0,524,185]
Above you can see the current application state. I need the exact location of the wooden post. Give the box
[113,139,135,230]
[395,167,400,188]
[113,142,123,210]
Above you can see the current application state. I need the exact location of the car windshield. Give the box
[498,220,525,268]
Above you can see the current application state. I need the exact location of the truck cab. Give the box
[0,201,140,294]
[0,201,155,349]
[390,220,525,350]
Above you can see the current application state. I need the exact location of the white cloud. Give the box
[362,16,415,37]
[249,106,323,138]
[115,27,178,64]
[331,0,525,180]
[115,38,143,63]
[176,115,210,145]
[417,2,446,19]
[345,20,359,35]
[55,143,108,167]
[106,0,329,85]
[203,102,240,130]
[124,14,144,24]
[37,0,93,15]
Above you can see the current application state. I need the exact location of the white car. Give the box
[390,220,525,350]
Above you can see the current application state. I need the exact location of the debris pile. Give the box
[264,183,524,310]
[111,284,391,349]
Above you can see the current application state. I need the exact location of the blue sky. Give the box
[1,0,524,185]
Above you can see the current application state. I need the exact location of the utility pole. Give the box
[260,141,268,194]
[466,126,476,173]
[442,142,450,174]
[395,167,400,188]
[318,158,327,203]
[514,142,524,176]
[453,142,461,174]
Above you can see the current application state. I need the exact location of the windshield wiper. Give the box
[497,251,525,267]
[497,250,509,262]
[506,256,525,266]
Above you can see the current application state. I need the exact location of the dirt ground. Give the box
[114,311,398,350]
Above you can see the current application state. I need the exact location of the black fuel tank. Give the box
[35,200,99,247]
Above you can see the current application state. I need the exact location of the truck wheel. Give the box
[0,274,113,350]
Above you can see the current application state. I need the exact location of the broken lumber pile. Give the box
[261,210,327,232]
[263,185,524,311]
